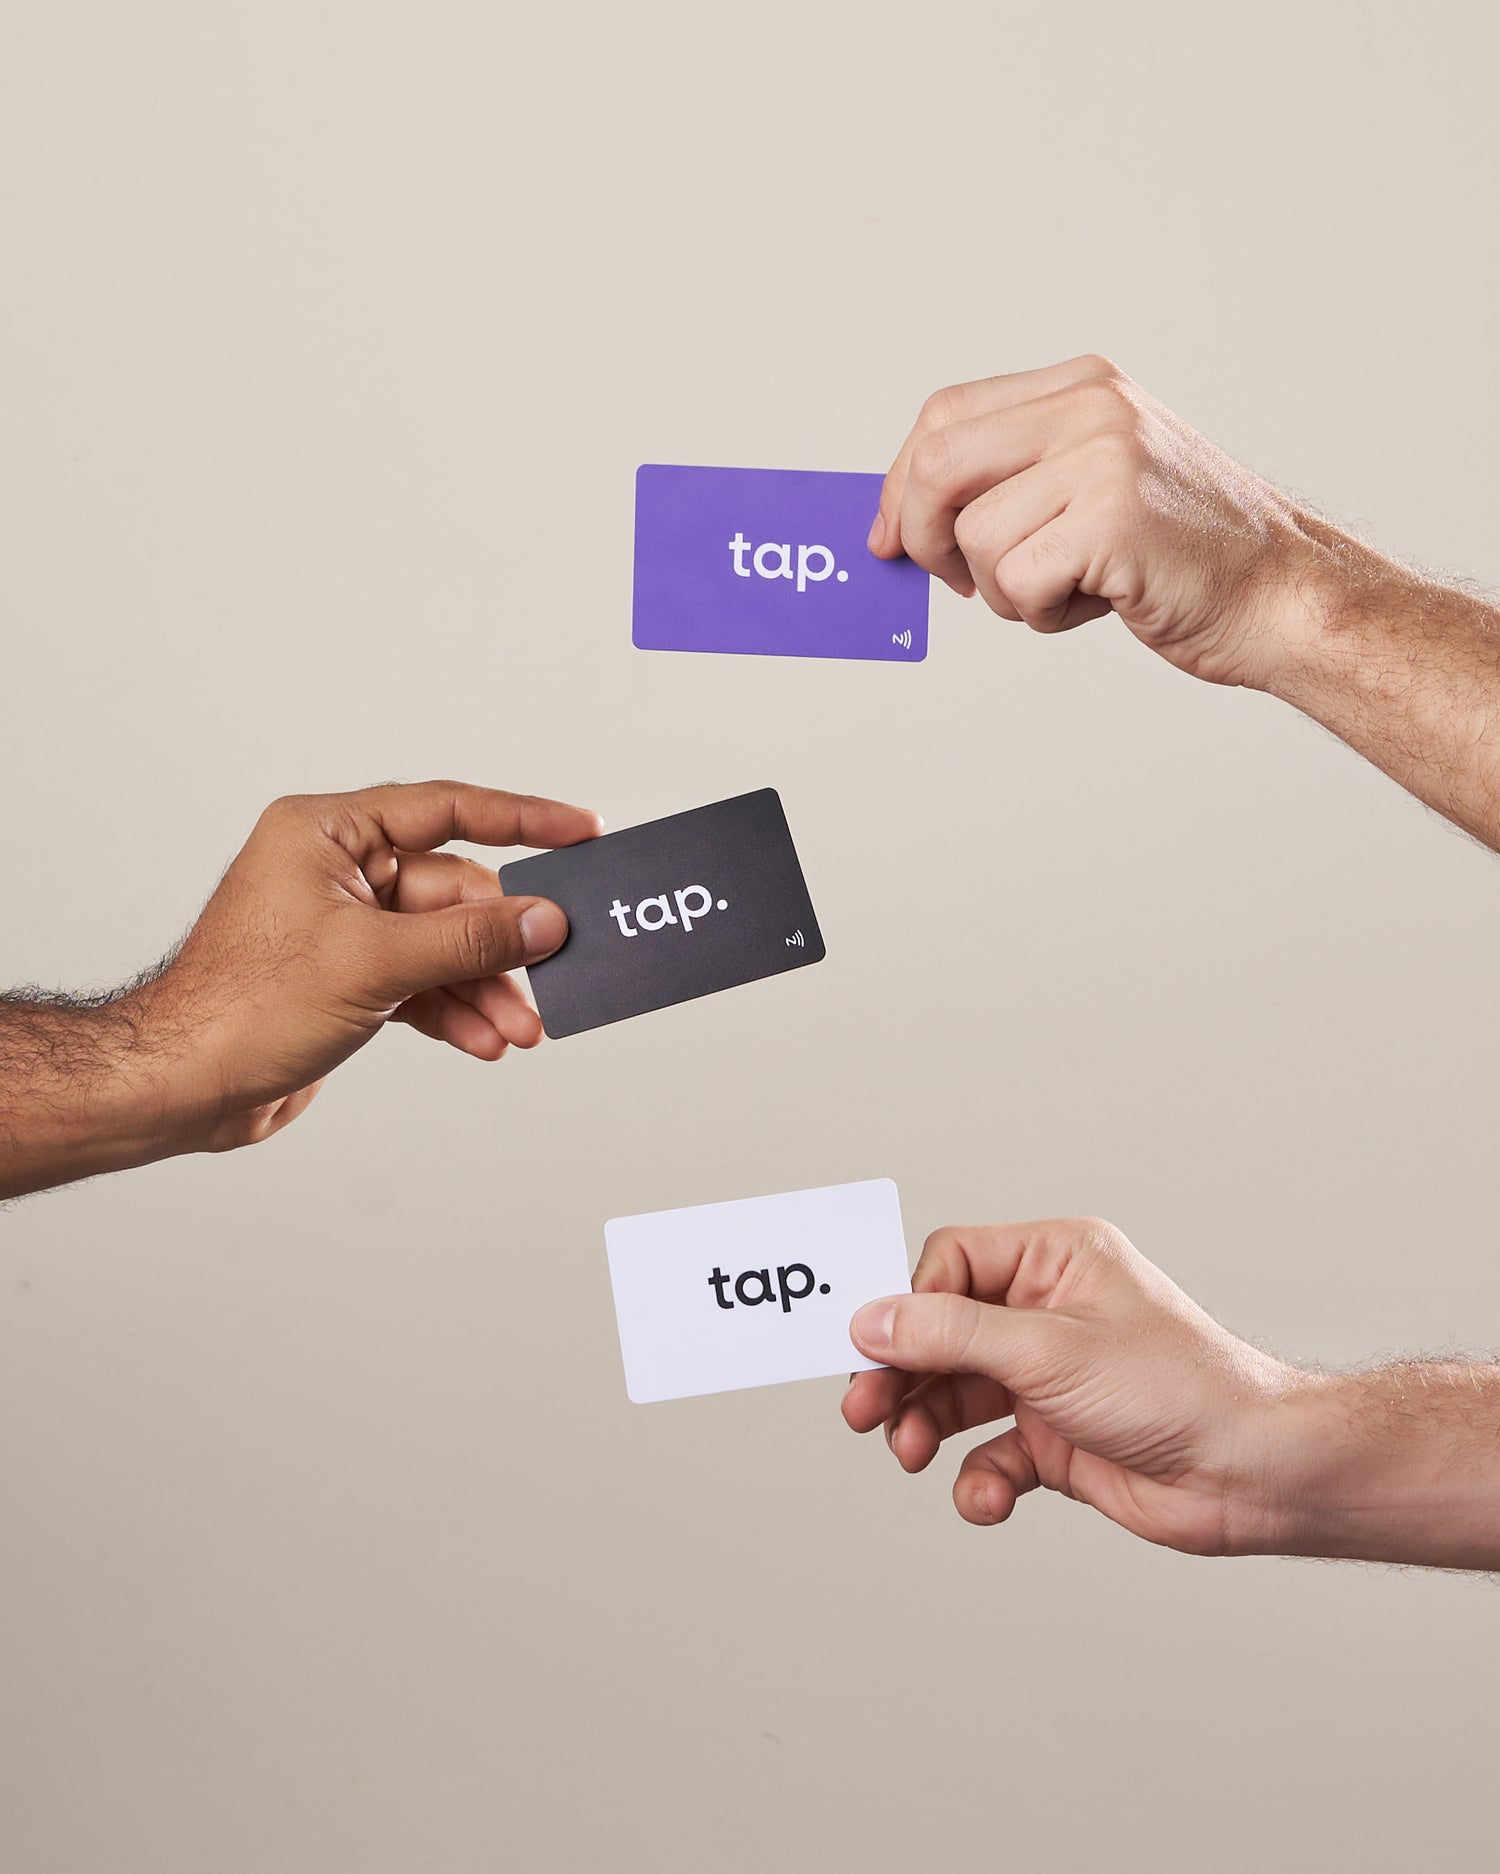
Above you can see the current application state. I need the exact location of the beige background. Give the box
[3,3,1499,1869]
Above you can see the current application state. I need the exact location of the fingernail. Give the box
[852,1301,895,1353]
[867,513,885,553]
[519,901,567,958]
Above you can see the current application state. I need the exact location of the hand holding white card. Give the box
[605,1179,911,1404]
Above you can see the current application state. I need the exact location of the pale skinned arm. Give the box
[843,1218,1500,1570]
[872,357,1500,851]
[0,780,602,1199]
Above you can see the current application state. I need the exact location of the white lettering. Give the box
[673,884,713,932]
[796,543,835,592]
[752,541,794,580]
[635,895,678,932]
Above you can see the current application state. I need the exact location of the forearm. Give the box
[1247,1362,1500,1570]
[1260,529,1500,851]
[0,974,203,1199]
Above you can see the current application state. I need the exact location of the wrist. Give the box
[0,973,219,1199]
[1243,520,1419,708]
[1224,518,1344,700]
[113,969,228,1156]
[1234,1367,1500,1569]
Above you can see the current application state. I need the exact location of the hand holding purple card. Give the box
[634,465,930,663]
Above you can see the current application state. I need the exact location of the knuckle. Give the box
[1087,426,1142,475]
[1031,526,1073,566]
[448,904,510,976]
[952,504,987,561]
[1083,375,1134,424]
[902,1293,985,1372]
[995,549,1044,611]
[328,804,375,851]
[1076,351,1124,383]
[908,429,957,495]
[454,854,500,897]
[1068,372,1137,433]
[1016,592,1055,629]
[912,1226,960,1293]
[1024,1219,1094,1296]
[260,792,311,827]
[948,1301,989,1371]
[411,778,464,826]
[1075,1216,1132,1264]
[917,382,968,434]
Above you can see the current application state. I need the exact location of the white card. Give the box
[605,1178,911,1404]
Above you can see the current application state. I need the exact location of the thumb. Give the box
[374,895,568,1000]
[850,1291,1057,1389]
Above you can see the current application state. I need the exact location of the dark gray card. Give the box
[498,788,825,1038]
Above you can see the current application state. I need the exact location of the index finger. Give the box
[912,1219,1086,1308]
[339,780,604,855]
[871,355,1111,560]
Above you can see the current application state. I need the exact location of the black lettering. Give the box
[734,1268,775,1307]
[776,1263,816,1312]
[707,1267,734,1310]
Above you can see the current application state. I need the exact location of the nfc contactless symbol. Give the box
[707,1263,833,1312]
[785,929,805,948]
[728,534,852,593]
[608,886,730,936]
[892,630,913,651]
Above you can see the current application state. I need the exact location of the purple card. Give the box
[633,465,929,663]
